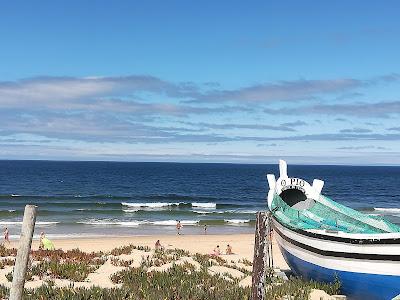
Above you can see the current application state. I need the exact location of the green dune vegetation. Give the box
[0,244,340,299]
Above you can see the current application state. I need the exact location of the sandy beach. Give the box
[7,233,287,270]
[0,233,345,299]
[2,233,282,290]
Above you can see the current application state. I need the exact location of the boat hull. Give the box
[279,245,400,300]
[273,219,400,300]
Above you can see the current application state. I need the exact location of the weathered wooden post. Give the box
[251,211,270,300]
[267,215,273,269]
[9,205,37,300]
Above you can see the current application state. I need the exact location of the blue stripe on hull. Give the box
[279,246,400,300]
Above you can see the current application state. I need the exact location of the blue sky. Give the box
[1,1,400,164]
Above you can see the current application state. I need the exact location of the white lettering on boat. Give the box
[280,178,306,193]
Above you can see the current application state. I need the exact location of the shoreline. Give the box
[4,224,256,241]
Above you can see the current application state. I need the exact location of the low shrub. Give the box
[0,258,15,269]
[6,261,99,282]
[0,245,17,257]
[111,264,251,299]
[265,276,341,299]
[110,258,133,267]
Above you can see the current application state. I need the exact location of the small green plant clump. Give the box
[0,258,15,269]
[110,257,133,267]
[0,245,17,257]
[110,244,137,256]
[134,245,151,252]
[225,263,252,276]
[109,244,151,256]
[238,258,253,266]
[265,276,341,299]
[6,261,99,282]
[139,248,191,268]
[192,253,227,268]
[0,285,139,300]
[111,264,251,300]
[31,248,105,264]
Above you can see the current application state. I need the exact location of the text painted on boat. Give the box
[281,178,305,188]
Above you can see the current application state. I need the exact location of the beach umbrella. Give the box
[42,237,55,250]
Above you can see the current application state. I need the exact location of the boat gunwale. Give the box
[272,214,400,245]
[273,218,400,261]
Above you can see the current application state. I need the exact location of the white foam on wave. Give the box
[0,221,59,226]
[224,219,250,224]
[225,209,258,214]
[193,210,227,215]
[5,233,113,240]
[237,210,258,214]
[77,219,199,226]
[151,220,199,226]
[122,209,140,213]
[192,203,216,209]
[121,202,180,208]
[374,207,400,213]
[78,220,143,226]
[37,222,59,226]
[193,210,214,214]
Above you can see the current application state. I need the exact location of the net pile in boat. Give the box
[271,193,400,234]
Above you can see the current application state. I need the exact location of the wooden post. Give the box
[251,211,269,300]
[9,205,37,300]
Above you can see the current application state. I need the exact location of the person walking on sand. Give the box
[176,220,182,235]
[226,244,233,255]
[204,224,207,234]
[3,227,10,245]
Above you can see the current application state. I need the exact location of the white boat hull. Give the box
[273,218,400,300]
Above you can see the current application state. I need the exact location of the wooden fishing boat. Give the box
[267,160,400,300]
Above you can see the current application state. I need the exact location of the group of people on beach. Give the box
[3,227,54,250]
[212,244,233,256]
[154,238,233,257]
[5,223,232,257]
[175,220,208,235]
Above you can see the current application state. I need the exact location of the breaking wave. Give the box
[374,208,400,213]
[224,219,250,224]
[121,202,181,208]
[0,221,59,226]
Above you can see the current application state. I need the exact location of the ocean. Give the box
[0,161,399,238]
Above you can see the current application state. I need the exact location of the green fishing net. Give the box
[271,194,400,234]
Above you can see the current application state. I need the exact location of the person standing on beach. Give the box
[3,227,10,245]
[155,239,162,250]
[176,220,182,235]
[226,244,233,255]
[204,224,207,234]
[39,232,45,250]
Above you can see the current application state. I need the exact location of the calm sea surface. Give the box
[0,161,399,238]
